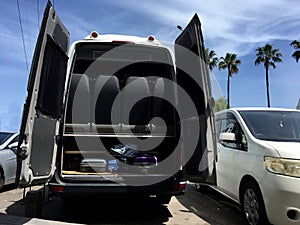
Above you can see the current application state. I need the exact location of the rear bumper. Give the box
[49,172,186,198]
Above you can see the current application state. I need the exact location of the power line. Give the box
[37,0,40,27]
[16,0,29,72]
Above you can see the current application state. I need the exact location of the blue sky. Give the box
[1,0,300,131]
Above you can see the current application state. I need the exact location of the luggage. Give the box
[132,154,157,167]
[79,158,107,172]
[108,159,119,172]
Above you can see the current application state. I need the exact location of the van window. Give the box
[219,114,247,151]
[239,110,300,142]
[66,42,177,134]
[215,118,222,141]
[37,36,68,118]
[220,118,238,149]
[72,43,174,76]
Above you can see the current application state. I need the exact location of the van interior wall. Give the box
[62,60,180,175]
[62,136,179,174]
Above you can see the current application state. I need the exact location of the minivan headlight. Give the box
[264,157,300,178]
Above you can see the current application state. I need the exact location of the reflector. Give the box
[148,35,155,41]
[91,31,98,38]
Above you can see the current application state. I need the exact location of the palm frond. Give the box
[205,48,219,71]
[218,61,227,70]
[292,50,300,63]
[254,43,282,68]
[269,61,276,69]
[290,40,300,49]
[254,57,264,65]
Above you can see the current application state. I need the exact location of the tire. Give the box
[241,180,270,225]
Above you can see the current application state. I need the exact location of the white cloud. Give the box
[0,1,39,67]
[112,0,300,56]
[59,12,96,43]
[3,0,300,62]
[1,0,299,131]
[5,0,300,60]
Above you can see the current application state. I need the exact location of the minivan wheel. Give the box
[241,180,270,225]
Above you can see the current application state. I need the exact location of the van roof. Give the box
[69,31,175,63]
[83,32,162,46]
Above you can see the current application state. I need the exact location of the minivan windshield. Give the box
[0,132,13,145]
[239,110,300,142]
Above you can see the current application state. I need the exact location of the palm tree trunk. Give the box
[265,65,270,107]
[227,67,230,109]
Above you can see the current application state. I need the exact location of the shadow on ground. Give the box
[5,192,173,225]
[176,183,248,225]
[0,184,16,194]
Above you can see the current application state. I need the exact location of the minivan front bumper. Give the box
[261,172,300,225]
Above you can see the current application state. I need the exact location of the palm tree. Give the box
[218,53,241,109]
[290,40,300,63]
[205,48,219,72]
[254,44,283,108]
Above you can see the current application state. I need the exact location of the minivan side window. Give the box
[219,113,247,151]
[215,116,222,142]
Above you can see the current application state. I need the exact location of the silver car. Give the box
[0,131,18,190]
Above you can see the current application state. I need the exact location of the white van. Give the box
[207,107,300,225]
[16,2,217,206]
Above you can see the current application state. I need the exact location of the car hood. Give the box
[264,141,300,159]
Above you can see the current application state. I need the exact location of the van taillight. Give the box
[173,182,186,191]
[50,185,64,193]
[91,31,98,38]
[147,35,155,41]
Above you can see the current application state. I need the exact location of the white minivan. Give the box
[205,107,300,225]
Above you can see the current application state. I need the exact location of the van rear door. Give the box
[16,2,70,187]
[175,14,217,184]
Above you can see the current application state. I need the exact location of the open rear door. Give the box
[175,14,217,184]
[16,2,70,187]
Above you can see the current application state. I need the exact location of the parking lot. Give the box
[0,182,248,225]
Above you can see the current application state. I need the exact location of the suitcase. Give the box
[79,158,107,172]
[132,154,157,167]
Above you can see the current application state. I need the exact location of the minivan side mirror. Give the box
[219,132,236,142]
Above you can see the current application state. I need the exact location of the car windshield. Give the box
[0,132,14,145]
[239,110,300,142]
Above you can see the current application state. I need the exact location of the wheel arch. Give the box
[239,175,260,203]
[239,174,271,225]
